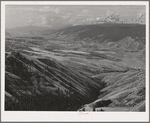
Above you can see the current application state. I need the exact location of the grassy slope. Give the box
[79,70,145,111]
[5,52,102,111]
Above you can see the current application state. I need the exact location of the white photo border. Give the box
[1,1,149,122]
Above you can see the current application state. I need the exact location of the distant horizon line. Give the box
[6,22,146,30]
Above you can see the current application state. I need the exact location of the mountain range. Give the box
[5,23,146,111]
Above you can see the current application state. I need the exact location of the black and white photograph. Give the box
[1,1,149,122]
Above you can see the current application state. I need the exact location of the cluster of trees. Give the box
[5,90,89,111]
[5,51,100,111]
[6,52,33,81]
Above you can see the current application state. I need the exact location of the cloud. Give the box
[39,6,50,12]
[62,13,71,19]
[7,6,60,14]
[39,6,60,14]
[96,17,100,21]
[86,18,94,22]
[81,17,95,23]
[77,9,89,16]
[69,18,74,22]
[46,15,65,25]
[46,17,54,25]
[54,8,60,14]
[82,9,89,13]
[105,10,120,22]
[28,18,35,25]
[106,10,119,18]
[40,15,47,25]
[137,13,143,19]
[73,23,79,26]
[89,18,94,22]
[106,10,114,17]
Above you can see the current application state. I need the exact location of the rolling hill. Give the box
[43,23,145,42]
[41,23,145,52]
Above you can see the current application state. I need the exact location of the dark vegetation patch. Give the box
[95,99,112,107]
[5,52,103,111]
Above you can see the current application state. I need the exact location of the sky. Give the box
[6,5,146,29]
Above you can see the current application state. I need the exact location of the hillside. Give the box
[6,26,50,37]
[5,23,146,111]
[5,31,11,38]
[5,52,102,111]
[43,23,145,41]
[41,23,145,52]
[79,70,145,111]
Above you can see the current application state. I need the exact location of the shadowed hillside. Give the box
[43,23,145,42]
[78,70,145,111]
[5,52,102,111]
